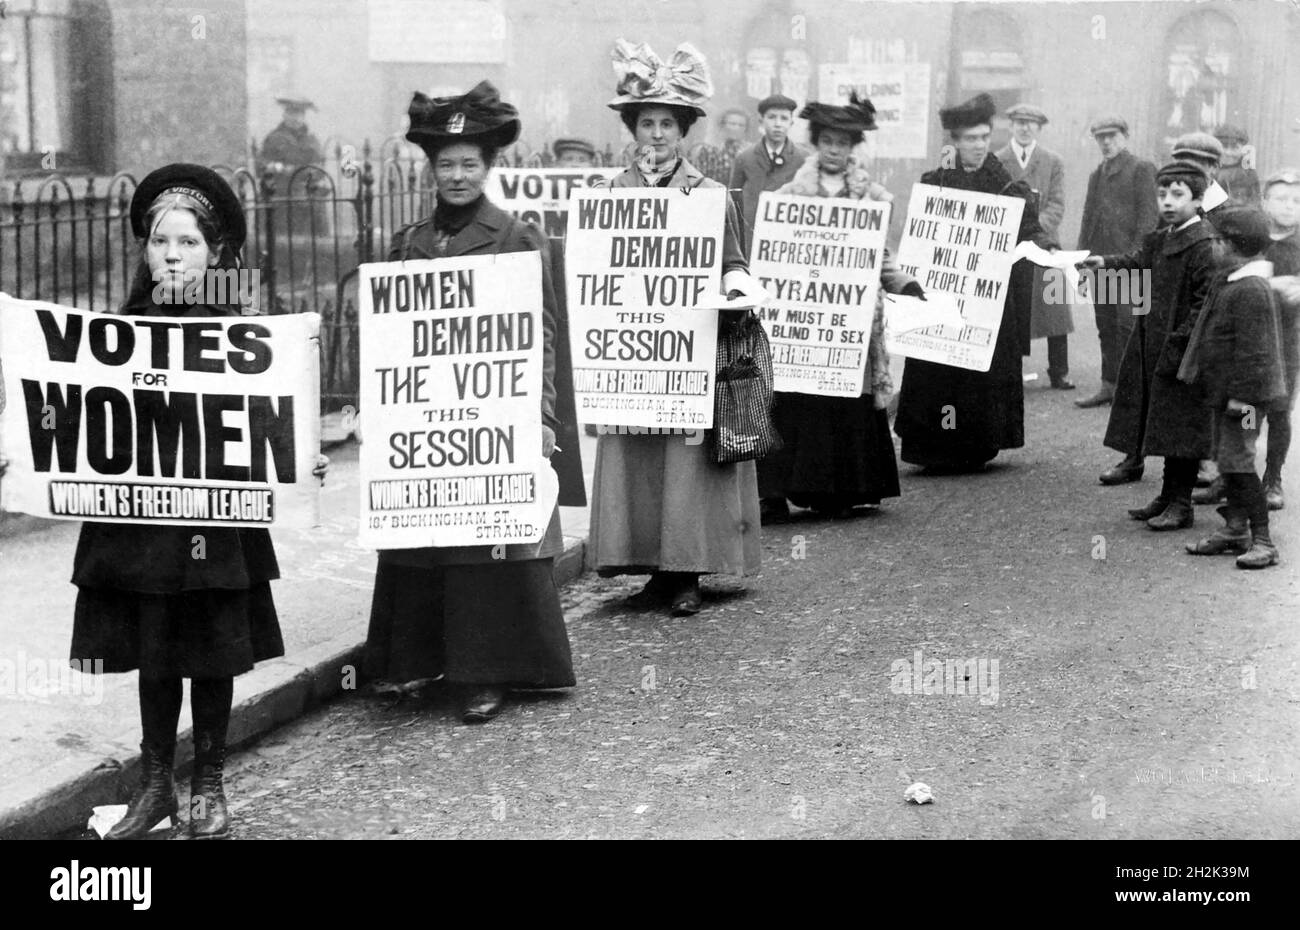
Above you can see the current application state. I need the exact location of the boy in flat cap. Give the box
[553,137,597,167]
[1213,125,1260,205]
[1260,169,1300,509]
[730,93,807,252]
[1076,116,1160,409]
[997,103,1072,389]
[1180,207,1286,568]
[1083,162,1220,529]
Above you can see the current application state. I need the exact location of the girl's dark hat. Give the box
[406,80,521,149]
[799,92,877,132]
[130,163,246,250]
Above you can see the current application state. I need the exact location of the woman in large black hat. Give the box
[586,40,762,617]
[758,93,925,521]
[893,93,1035,472]
[64,164,328,839]
[363,81,574,724]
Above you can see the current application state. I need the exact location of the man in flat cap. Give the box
[553,138,598,168]
[997,103,1072,389]
[730,93,807,251]
[1075,116,1160,408]
[1213,124,1260,205]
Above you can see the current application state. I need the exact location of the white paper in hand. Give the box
[883,292,965,335]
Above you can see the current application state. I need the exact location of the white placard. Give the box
[890,184,1025,372]
[357,252,556,549]
[564,187,725,429]
[0,296,321,527]
[749,192,890,396]
[486,168,622,238]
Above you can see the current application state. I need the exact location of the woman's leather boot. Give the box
[104,742,177,840]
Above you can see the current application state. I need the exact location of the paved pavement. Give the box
[3,316,1298,839]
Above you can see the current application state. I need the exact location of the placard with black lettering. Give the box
[889,184,1024,373]
[749,192,890,396]
[0,296,321,527]
[564,186,724,429]
[486,167,622,238]
[357,252,557,549]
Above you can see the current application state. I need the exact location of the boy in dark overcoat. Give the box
[1180,208,1287,568]
[1083,162,1221,530]
[1261,169,1300,509]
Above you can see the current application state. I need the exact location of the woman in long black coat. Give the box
[894,94,1034,471]
[363,82,574,723]
[60,164,327,840]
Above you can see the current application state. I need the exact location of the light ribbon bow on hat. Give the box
[611,39,713,108]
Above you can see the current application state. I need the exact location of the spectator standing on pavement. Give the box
[996,103,1074,390]
[587,39,761,617]
[56,165,328,840]
[1085,162,1220,529]
[757,93,920,522]
[259,97,326,236]
[893,92,1036,472]
[363,82,574,724]
[691,107,750,185]
[729,94,807,251]
[553,137,597,167]
[1074,116,1160,409]
[1260,169,1300,509]
[1180,207,1286,568]
[1213,125,1261,205]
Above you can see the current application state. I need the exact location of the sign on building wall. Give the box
[818,62,931,160]
[367,0,507,63]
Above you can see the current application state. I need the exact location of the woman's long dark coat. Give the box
[365,195,573,687]
[893,154,1033,466]
[1101,220,1220,459]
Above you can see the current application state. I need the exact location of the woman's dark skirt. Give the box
[364,558,575,689]
[758,392,901,509]
[70,583,283,679]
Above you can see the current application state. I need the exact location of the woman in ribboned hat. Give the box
[586,39,762,617]
[893,93,1036,473]
[756,93,924,522]
[362,80,575,725]
[63,163,327,840]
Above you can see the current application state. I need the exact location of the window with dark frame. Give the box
[0,0,112,176]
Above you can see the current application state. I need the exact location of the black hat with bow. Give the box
[406,80,521,151]
[940,92,997,132]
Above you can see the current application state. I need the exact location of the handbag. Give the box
[712,310,782,464]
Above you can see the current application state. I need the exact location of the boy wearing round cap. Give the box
[1213,125,1260,205]
[553,138,597,168]
[996,103,1072,389]
[1082,162,1220,528]
[1260,169,1300,508]
[1076,116,1160,408]
[1172,131,1230,217]
[730,94,807,251]
[1179,207,1287,568]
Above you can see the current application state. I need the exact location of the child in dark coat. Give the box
[1180,207,1288,568]
[1260,169,1300,509]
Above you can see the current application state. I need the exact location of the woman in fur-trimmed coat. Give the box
[757,96,922,521]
